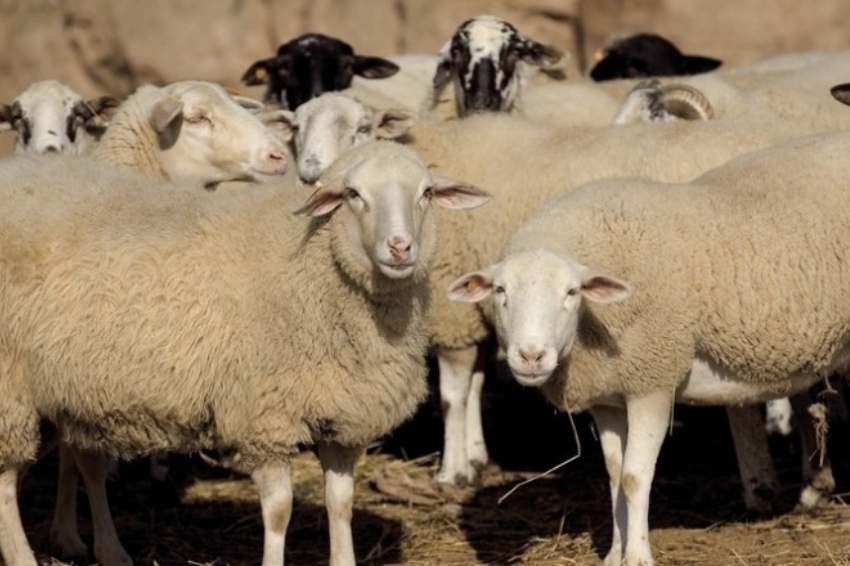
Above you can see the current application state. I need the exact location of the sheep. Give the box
[0,80,119,155]
[240,33,400,110]
[0,140,490,566]
[404,67,850,495]
[45,79,291,566]
[589,32,723,81]
[446,128,850,566]
[275,74,843,512]
[275,92,414,184]
[91,80,289,188]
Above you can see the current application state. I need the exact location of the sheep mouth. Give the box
[510,369,553,388]
[378,261,417,279]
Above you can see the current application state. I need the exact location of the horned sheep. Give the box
[0,140,489,566]
[403,67,850,499]
[447,127,850,566]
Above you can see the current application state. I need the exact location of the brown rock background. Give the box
[1,0,850,155]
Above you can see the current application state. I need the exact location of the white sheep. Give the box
[0,140,490,566]
[405,68,850,499]
[0,80,119,154]
[91,80,289,188]
[447,129,850,566]
[44,79,292,566]
[276,92,414,184]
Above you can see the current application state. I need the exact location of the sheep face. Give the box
[283,93,414,184]
[0,80,119,155]
[433,15,562,117]
[448,250,631,385]
[590,33,722,81]
[241,33,400,110]
[146,81,289,187]
[296,143,490,280]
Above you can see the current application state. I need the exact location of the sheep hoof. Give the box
[50,530,88,560]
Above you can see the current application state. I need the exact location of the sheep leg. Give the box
[725,405,780,515]
[621,392,671,566]
[0,467,38,566]
[252,461,293,566]
[790,391,835,509]
[318,442,362,566]
[436,345,478,485]
[588,405,628,566]
[465,349,489,471]
[72,449,132,566]
[50,444,89,558]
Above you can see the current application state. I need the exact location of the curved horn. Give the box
[656,84,714,121]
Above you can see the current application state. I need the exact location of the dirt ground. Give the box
[16,373,850,566]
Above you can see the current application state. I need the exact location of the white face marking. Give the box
[462,17,513,89]
[11,80,85,154]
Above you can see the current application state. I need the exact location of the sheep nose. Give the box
[519,349,544,366]
[43,145,60,154]
[388,236,412,261]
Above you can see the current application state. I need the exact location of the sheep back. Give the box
[0,152,430,470]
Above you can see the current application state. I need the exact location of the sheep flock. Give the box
[2,10,850,566]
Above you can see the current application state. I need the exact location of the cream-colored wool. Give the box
[498,131,850,413]
[0,142,440,471]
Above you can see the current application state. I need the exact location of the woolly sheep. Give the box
[0,80,119,155]
[0,140,490,566]
[92,80,289,188]
[405,72,850,495]
[240,33,399,110]
[447,129,850,566]
[45,79,292,566]
[276,92,414,184]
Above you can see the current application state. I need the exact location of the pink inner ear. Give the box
[448,273,493,302]
[582,276,631,303]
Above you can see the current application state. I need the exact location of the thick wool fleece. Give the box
[502,131,850,412]
[0,147,431,470]
[90,84,170,180]
[409,88,850,352]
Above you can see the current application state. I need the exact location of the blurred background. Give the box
[3,0,850,105]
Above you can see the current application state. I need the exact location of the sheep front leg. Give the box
[588,405,628,566]
[252,461,293,566]
[72,449,132,566]
[621,392,671,566]
[725,405,780,515]
[436,346,478,485]
[318,442,362,566]
[465,357,489,471]
[0,467,38,566]
[50,445,89,558]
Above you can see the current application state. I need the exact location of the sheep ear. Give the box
[77,96,122,131]
[352,55,400,79]
[432,40,453,92]
[232,95,265,111]
[580,273,632,304]
[680,55,722,75]
[149,97,184,133]
[518,38,564,71]
[0,103,15,132]
[259,109,296,143]
[293,186,345,217]
[375,109,414,139]
[429,173,492,210]
[447,267,496,303]
[830,83,850,106]
[241,58,278,86]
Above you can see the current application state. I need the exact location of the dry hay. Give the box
[11,389,850,566]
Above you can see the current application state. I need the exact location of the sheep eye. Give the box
[344,187,361,200]
[185,113,211,125]
[567,288,579,297]
[357,124,371,134]
[495,285,505,295]
[422,186,434,199]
